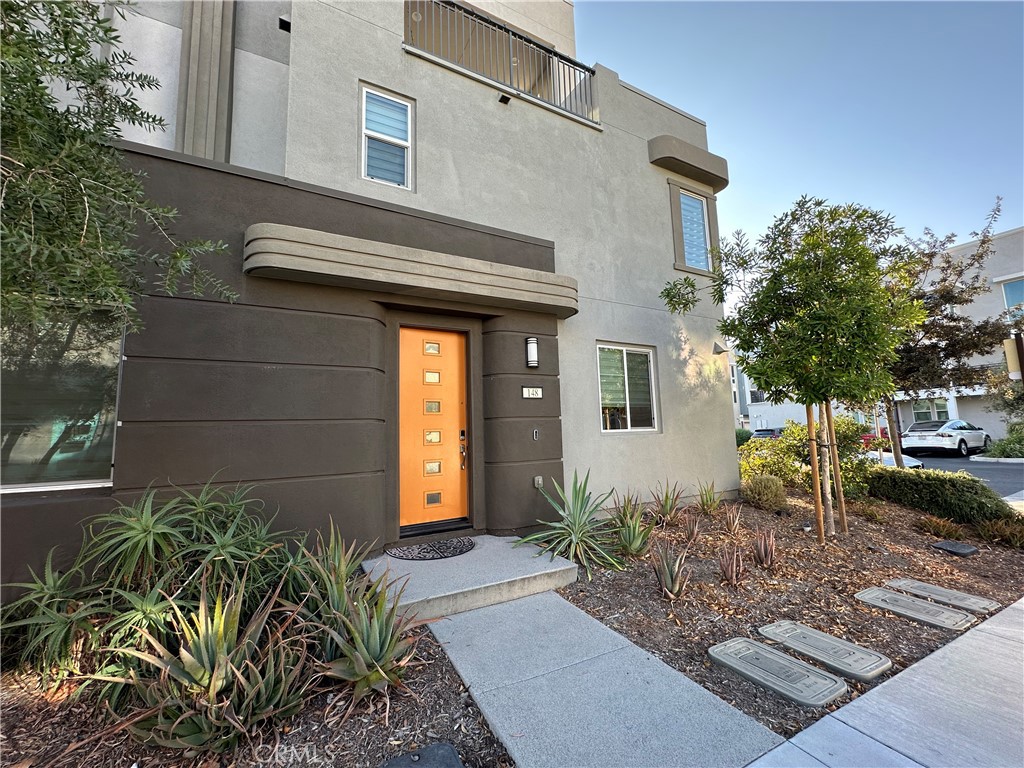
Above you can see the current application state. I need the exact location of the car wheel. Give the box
[983,436,992,451]
[957,439,968,457]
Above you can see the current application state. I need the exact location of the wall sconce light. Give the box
[712,341,729,356]
[526,337,539,368]
[498,93,511,105]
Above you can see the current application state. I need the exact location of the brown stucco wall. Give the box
[1,146,565,591]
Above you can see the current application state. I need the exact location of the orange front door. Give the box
[399,327,469,527]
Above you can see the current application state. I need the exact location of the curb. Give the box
[969,456,1024,464]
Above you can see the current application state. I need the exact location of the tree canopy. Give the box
[0,0,231,333]
[710,196,925,406]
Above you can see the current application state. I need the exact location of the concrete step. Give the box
[362,535,577,619]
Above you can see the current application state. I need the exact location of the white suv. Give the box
[901,420,992,457]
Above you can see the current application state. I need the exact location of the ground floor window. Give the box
[911,397,949,424]
[597,345,656,432]
[1,314,122,488]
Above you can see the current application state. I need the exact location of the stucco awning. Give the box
[648,135,729,193]
[242,223,579,318]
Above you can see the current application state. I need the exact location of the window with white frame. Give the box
[362,87,412,188]
[1003,278,1023,319]
[597,345,656,432]
[678,190,710,271]
[911,398,949,423]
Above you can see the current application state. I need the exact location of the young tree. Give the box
[881,201,1018,467]
[666,196,924,542]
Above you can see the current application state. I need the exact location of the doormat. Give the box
[385,537,476,561]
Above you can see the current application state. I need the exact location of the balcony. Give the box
[404,0,598,124]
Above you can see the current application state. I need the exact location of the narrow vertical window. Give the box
[679,190,710,271]
[597,345,657,432]
[362,88,412,188]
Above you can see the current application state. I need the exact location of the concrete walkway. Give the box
[431,591,784,767]
[433,592,1024,768]
[749,598,1024,768]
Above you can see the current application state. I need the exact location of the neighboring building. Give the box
[736,227,1024,439]
[2,0,737,582]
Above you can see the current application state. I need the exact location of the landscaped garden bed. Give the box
[559,488,1024,737]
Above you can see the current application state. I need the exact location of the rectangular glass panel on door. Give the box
[399,327,469,528]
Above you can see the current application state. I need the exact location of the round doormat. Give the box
[385,537,476,561]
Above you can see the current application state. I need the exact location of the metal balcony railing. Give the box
[404,0,597,123]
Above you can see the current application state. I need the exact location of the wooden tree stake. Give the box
[806,403,825,544]
[824,400,849,534]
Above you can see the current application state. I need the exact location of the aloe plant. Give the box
[318,578,428,708]
[612,491,656,557]
[518,470,624,579]
[718,544,746,587]
[680,513,701,545]
[649,480,685,526]
[83,488,190,590]
[651,544,692,601]
[751,529,777,569]
[695,479,723,515]
[723,504,742,536]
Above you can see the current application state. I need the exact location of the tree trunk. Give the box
[818,404,835,537]
[883,395,905,468]
[824,401,849,534]
[806,404,825,545]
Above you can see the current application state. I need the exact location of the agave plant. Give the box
[318,577,429,710]
[695,479,723,515]
[649,480,685,526]
[651,544,692,601]
[613,491,656,557]
[517,470,624,579]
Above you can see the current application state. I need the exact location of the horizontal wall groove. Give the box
[124,356,386,374]
[482,373,561,380]
[141,293,388,325]
[118,418,387,427]
[484,416,562,423]
[484,458,565,468]
[114,469,386,493]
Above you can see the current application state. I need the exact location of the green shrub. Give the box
[915,515,966,540]
[735,428,753,447]
[868,466,1015,524]
[741,474,786,512]
[738,436,804,486]
[518,470,624,579]
[983,427,1024,458]
[975,518,1024,548]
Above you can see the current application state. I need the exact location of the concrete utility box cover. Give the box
[708,637,848,707]
[758,621,892,682]
[932,540,979,557]
[886,578,1001,614]
[855,587,977,630]
[381,743,465,768]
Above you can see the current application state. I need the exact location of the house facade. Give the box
[739,226,1024,440]
[1,0,737,583]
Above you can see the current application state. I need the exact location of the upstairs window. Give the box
[1003,278,1023,319]
[598,345,657,432]
[678,190,710,270]
[362,87,412,188]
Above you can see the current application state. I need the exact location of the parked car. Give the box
[866,451,923,469]
[751,427,784,439]
[900,420,991,457]
[860,426,890,449]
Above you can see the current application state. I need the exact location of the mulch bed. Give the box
[559,490,1024,737]
[4,491,1022,763]
[0,628,513,768]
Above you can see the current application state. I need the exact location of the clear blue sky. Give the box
[574,1,1024,246]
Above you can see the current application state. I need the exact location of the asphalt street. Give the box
[916,454,1024,498]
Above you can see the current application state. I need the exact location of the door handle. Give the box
[460,443,467,470]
